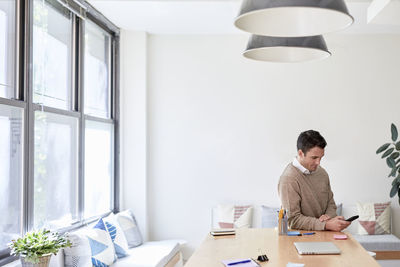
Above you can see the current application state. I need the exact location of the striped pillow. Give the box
[357,201,391,235]
[217,205,253,228]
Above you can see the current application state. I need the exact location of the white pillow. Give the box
[115,210,143,248]
[103,213,129,258]
[63,231,92,267]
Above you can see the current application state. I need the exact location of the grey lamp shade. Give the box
[235,0,354,37]
[243,35,331,62]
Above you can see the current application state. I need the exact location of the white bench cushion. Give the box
[113,240,180,267]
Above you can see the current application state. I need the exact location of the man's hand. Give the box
[325,216,351,232]
[319,214,331,222]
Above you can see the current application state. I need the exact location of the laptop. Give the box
[294,242,341,255]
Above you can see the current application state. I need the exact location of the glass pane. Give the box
[84,120,114,218]
[0,104,23,250]
[33,0,72,109]
[0,1,15,99]
[84,21,111,118]
[34,111,78,229]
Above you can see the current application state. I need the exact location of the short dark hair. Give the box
[297,130,327,154]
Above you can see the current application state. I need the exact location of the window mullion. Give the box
[78,17,85,223]
[113,36,120,213]
[23,0,34,234]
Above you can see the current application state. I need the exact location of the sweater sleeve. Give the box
[278,178,326,231]
[324,178,337,218]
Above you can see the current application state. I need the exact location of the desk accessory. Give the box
[278,208,288,235]
[227,259,251,265]
[222,258,259,267]
[251,258,261,266]
[287,231,301,236]
[287,263,305,267]
[334,234,348,240]
[210,228,235,236]
[302,232,315,235]
[257,254,268,261]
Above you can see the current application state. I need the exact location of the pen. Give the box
[227,259,251,266]
[302,232,315,235]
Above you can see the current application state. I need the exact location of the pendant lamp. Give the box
[235,0,354,37]
[243,35,331,62]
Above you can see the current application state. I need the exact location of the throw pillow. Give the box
[357,201,391,235]
[336,203,343,216]
[216,205,253,228]
[115,210,143,248]
[86,218,116,266]
[261,206,279,228]
[103,213,129,258]
[63,232,92,267]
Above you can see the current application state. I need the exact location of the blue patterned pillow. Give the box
[86,219,116,267]
[103,213,129,258]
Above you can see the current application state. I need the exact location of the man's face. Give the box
[298,146,325,172]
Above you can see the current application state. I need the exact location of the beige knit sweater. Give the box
[278,163,337,231]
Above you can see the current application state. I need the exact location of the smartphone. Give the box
[345,215,359,222]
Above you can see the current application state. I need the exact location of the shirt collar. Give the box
[293,157,312,175]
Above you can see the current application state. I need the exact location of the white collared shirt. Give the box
[292,157,312,175]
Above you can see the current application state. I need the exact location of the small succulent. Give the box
[376,123,400,205]
[8,229,72,263]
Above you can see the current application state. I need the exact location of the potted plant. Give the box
[8,229,72,267]
[376,123,400,205]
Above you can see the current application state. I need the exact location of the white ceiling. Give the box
[87,0,400,34]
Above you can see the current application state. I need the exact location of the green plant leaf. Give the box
[389,166,398,177]
[391,152,400,159]
[398,191,400,205]
[392,176,400,186]
[382,148,394,158]
[387,157,396,168]
[376,143,391,154]
[396,141,400,151]
[390,183,399,198]
[391,123,398,142]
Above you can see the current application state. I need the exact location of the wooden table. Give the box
[184,228,380,267]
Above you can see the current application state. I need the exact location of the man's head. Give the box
[297,130,327,172]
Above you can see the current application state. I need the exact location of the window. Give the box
[84,21,111,118]
[0,105,23,251]
[84,120,114,218]
[33,0,72,110]
[0,1,15,99]
[0,0,119,265]
[34,112,79,229]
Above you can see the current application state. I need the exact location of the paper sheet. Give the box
[221,258,259,267]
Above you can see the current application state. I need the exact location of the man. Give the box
[278,130,350,231]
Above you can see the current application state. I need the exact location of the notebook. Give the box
[294,242,341,255]
[210,228,235,236]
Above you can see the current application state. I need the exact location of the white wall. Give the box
[120,30,149,240]
[121,32,400,259]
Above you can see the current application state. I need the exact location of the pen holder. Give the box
[278,210,288,235]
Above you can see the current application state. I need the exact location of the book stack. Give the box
[210,228,236,236]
